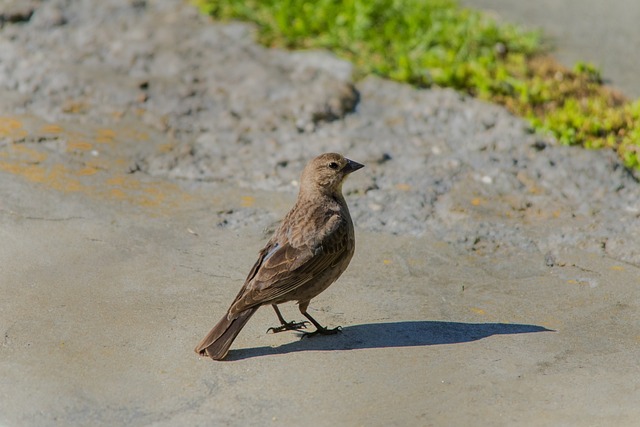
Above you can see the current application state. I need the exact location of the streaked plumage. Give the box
[195,153,364,360]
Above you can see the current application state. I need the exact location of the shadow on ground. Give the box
[227,320,553,361]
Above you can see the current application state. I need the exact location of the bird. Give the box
[195,153,364,360]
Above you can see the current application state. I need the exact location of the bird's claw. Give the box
[300,325,342,339]
[266,321,310,334]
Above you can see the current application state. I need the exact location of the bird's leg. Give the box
[266,305,309,333]
[299,302,342,338]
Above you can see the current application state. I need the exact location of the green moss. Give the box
[195,0,640,170]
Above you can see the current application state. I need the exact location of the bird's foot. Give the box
[301,325,342,339]
[266,321,310,334]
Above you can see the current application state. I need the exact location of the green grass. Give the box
[195,0,640,170]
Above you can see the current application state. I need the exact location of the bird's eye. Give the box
[328,162,339,170]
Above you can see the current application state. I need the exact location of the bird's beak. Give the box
[343,158,364,174]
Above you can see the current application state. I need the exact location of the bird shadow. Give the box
[226,320,553,361]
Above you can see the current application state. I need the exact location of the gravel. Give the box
[2,0,640,263]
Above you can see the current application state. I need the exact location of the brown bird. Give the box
[195,153,364,360]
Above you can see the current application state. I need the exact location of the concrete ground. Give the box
[1,1,640,426]
[2,141,639,426]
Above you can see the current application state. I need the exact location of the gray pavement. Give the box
[3,188,640,426]
[460,0,640,98]
[1,1,640,426]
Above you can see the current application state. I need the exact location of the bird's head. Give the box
[300,153,364,196]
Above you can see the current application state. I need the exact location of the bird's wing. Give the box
[229,217,349,313]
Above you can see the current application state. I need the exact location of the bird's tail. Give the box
[194,307,258,360]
